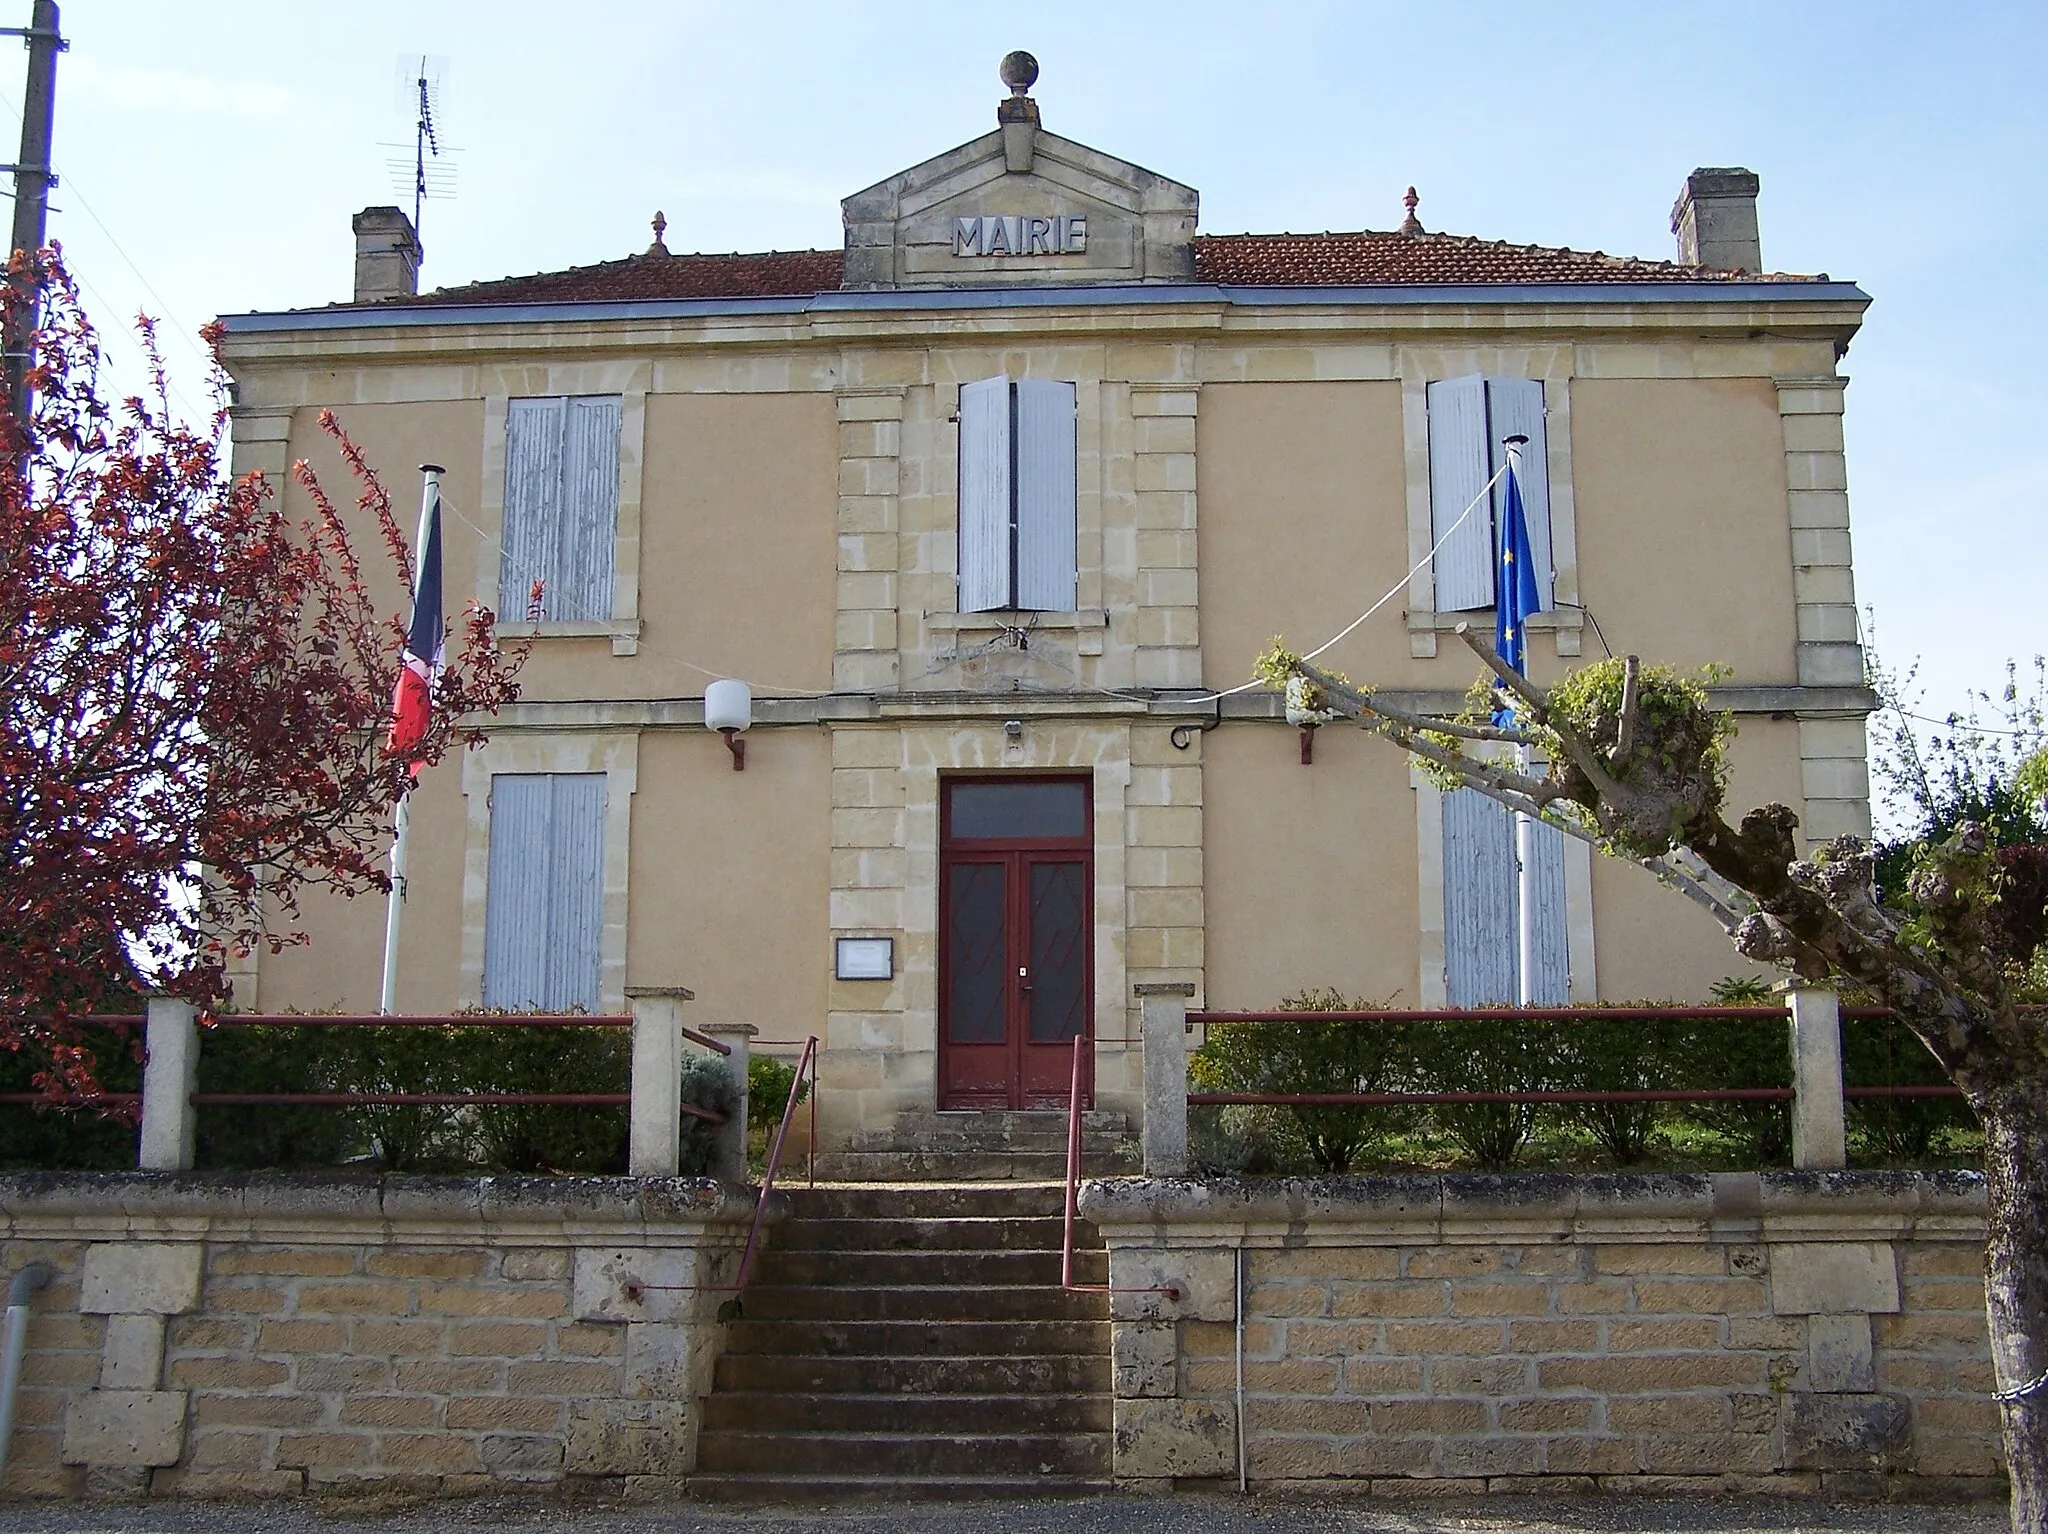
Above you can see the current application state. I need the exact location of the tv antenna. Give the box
[383,54,457,238]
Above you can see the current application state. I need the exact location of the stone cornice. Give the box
[217,282,1870,374]
[0,1171,771,1247]
[478,683,1877,733]
[1078,1169,1987,1247]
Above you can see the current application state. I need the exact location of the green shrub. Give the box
[678,1051,739,1176]
[1842,1014,1974,1162]
[195,1019,641,1174]
[1660,977,1792,1166]
[1190,989,1415,1172]
[1407,1013,1564,1170]
[1551,1008,1692,1165]
[0,1022,143,1171]
[747,1053,812,1133]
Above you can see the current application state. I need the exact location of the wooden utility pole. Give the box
[3,0,63,423]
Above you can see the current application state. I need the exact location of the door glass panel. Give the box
[945,862,1007,1044]
[1027,860,1087,1043]
[948,780,1087,841]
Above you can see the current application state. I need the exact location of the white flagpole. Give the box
[1505,439,1538,1008]
[378,794,410,1016]
[1515,754,1537,1007]
[378,465,443,1016]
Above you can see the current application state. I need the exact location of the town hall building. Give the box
[218,54,1873,1159]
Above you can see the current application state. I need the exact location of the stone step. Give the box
[810,1150,1133,1183]
[713,1351,1110,1397]
[722,1317,1109,1358]
[752,1247,1106,1287]
[701,1390,1113,1435]
[782,1182,1074,1221]
[695,1429,1110,1478]
[738,1283,1106,1324]
[767,1214,1077,1253]
[847,1110,1129,1148]
[686,1472,1110,1502]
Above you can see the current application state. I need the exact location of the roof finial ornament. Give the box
[1400,186,1424,237]
[648,210,668,255]
[999,50,1039,96]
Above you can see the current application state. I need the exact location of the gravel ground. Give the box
[0,1493,2009,1534]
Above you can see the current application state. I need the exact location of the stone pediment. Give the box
[841,59,1197,291]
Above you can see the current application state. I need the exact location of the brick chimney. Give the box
[351,206,422,302]
[1670,168,1761,273]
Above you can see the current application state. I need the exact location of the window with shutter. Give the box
[482,773,606,1013]
[957,375,1077,613]
[1426,377,1554,614]
[1441,787,1568,1006]
[500,396,622,621]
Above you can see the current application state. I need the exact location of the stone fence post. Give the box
[1137,982,1197,1177]
[1781,980,1847,1170]
[700,1023,756,1184]
[625,986,693,1176]
[137,997,198,1171]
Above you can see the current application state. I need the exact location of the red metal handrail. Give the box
[184,1092,732,1120]
[1190,1006,1792,1023]
[623,1033,819,1303]
[1192,1088,1794,1107]
[196,1013,733,1056]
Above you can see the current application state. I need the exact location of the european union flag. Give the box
[1492,440,1544,725]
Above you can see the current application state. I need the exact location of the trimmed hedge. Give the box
[1189,988,1975,1176]
[0,1020,737,1176]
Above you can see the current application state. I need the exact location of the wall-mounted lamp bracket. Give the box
[1299,725,1317,766]
[720,728,746,771]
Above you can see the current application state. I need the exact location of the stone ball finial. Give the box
[1000,51,1039,95]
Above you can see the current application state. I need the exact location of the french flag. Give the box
[387,471,444,777]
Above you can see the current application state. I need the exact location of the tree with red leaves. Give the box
[0,250,524,1098]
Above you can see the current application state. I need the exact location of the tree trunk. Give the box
[1982,1085,2048,1532]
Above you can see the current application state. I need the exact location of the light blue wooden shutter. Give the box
[1443,787,1517,1006]
[958,376,1012,613]
[1444,788,1569,1005]
[500,397,565,617]
[543,774,606,1012]
[1484,377,1554,609]
[1014,379,1077,611]
[556,396,621,621]
[483,773,605,1012]
[1427,376,1494,611]
[1523,815,1569,1005]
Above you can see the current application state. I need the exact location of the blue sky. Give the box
[28,2,2046,769]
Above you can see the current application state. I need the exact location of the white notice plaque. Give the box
[835,937,895,981]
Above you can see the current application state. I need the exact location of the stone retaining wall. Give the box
[0,1173,761,1498]
[1080,1171,2001,1499]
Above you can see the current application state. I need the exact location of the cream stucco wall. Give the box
[1198,381,1412,690]
[628,728,831,1039]
[1203,722,1421,1009]
[636,392,837,695]
[1572,377,1798,681]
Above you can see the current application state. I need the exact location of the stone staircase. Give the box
[812,1110,1136,1182]
[692,1183,1112,1498]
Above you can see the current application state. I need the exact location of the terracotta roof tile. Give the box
[376,229,1817,309]
[1191,230,1821,286]
[395,248,844,305]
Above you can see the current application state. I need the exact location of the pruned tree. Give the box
[1261,627,2048,1527]
[0,250,525,1100]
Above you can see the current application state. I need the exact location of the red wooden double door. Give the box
[938,776,1093,1110]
